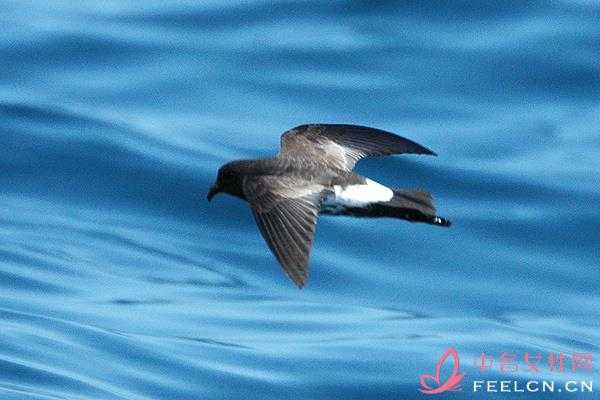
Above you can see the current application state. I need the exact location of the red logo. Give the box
[419,348,464,394]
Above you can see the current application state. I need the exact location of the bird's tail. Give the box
[372,190,451,227]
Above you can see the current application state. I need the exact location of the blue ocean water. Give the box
[1,1,599,399]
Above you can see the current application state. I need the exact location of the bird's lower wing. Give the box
[244,177,324,287]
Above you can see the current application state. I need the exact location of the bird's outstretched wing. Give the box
[243,176,324,287]
[280,124,436,171]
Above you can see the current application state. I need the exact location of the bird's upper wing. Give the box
[243,176,324,287]
[279,124,436,171]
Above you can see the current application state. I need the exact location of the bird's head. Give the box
[207,160,247,201]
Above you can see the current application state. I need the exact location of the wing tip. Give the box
[288,270,308,288]
[294,279,306,289]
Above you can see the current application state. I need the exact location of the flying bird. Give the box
[207,124,450,287]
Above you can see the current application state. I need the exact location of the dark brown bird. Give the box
[207,124,450,287]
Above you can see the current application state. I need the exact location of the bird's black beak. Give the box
[207,185,220,202]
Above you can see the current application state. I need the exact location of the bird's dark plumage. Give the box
[208,124,450,287]
[281,124,436,171]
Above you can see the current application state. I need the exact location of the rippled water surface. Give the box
[1,1,600,399]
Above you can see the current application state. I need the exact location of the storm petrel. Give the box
[207,124,450,287]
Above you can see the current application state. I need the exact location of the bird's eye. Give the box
[220,171,231,181]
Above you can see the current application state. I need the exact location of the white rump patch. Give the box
[327,178,394,208]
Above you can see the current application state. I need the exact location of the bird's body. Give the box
[208,124,450,287]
